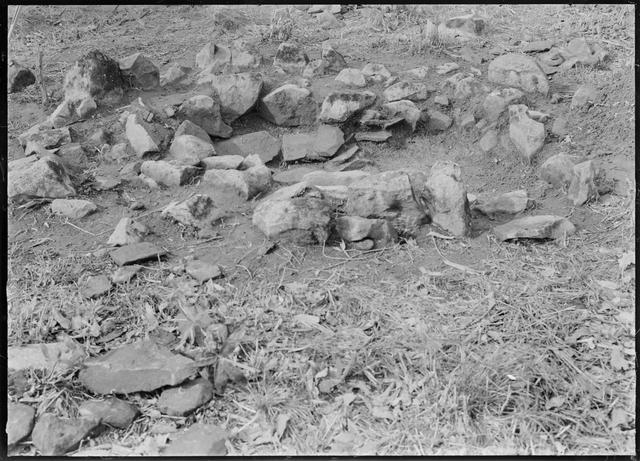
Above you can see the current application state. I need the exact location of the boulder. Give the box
[169,135,216,166]
[186,260,223,283]
[158,378,214,416]
[487,53,549,95]
[51,199,97,219]
[214,131,281,163]
[493,215,576,241]
[18,125,71,149]
[201,165,272,200]
[174,120,212,144]
[177,95,232,138]
[361,63,391,83]
[273,42,309,73]
[200,72,263,123]
[335,68,367,87]
[508,104,545,162]
[8,155,75,201]
[7,402,36,447]
[78,398,139,429]
[482,88,525,121]
[425,161,471,236]
[478,129,498,153]
[160,64,192,87]
[319,91,376,123]
[31,414,97,456]
[202,155,244,170]
[109,242,167,266]
[383,81,428,102]
[252,183,332,244]
[8,60,36,92]
[63,50,125,107]
[119,53,159,90]
[195,43,231,73]
[427,110,453,132]
[382,100,421,132]
[229,38,262,72]
[570,83,599,111]
[345,170,431,237]
[335,216,397,248]
[107,217,148,246]
[162,423,228,456]
[162,194,216,228]
[282,125,343,161]
[473,190,530,215]
[125,114,161,157]
[567,160,598,206]
[140,160,200,187]
[539,154,576,188]
[79,340,196,394]
[258,84,317,126]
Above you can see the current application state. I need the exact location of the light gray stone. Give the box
[169,135,216,166]
[213,131,281,163]
[201,72,263,123]
[493,215,576,241]
[7,403,36,447]
[567,160,598,206]
[488,53,549,95]
[508,104,545,162]
[107,217,148,246]
[177,95,232,138]
[119,53,159,90]
[335,68,367,87]
[162,194,216,228]
[258,84,317,126]
[140,160,200,187]
[31,414,97,456]
[8,155,75,201]
[51,199,97,219]
[383,81,428,102]
[425,161,471,236]
[319,91,376,123]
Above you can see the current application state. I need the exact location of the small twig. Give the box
[36,47,49,105]
[432,236,484,275]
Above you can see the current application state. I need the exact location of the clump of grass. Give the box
[268,7,295,42]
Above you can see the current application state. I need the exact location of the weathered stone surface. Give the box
[78,398,139,429]
[436,62,460,75]
[8,155,76,201]
[214,131,281,163]
[434,95,450,106]
[119,53,159,90]
[160,64,191,87]
[523,39,554,53]
[567,160,598,206]
[539,153,576,188]
[174,120,211,145]
[425,161,471,237]
[383,81,428,102]
[195,43,232,73]
[458,113,475,130]
[80,275,112,299]
[48,100,81,128]
[445,13,485,35]
[508,104,545,162]
[427,110,453,132]
[109,242,167,266]
[51,199,97,219]
[321,42,347,72]
[303,59,329,79]
[202,72,263,123]
[488,53,549,95]
[382,100,421,132]
[158,378,214,416]
[445,73,484,101]
[335,68,367,87]
[493,215,576,241]
[18,125,71,149]
[169,135,216,166]
[8,340,85,372]
[570,83,599,111]
[63,50,125,107]
[185,261,223,283]
[201,155,244,170]
[140,160,200,187]
[229,38,262,72]
[31,414,97,456]
[355,130,392,142]
[253,183,332,243]
[335,216,397,247]
[112,265,142,284]
[125,114,161,156]
[177,95,232,138]
[403,66,429,79]
[162,423,228,456]
[361,63,391,83]
[482,88,525,121]
[162,194,215,228]
[258,84,317,126]
[478,129,498,153]
[7,403,36,446]
[107,217,148,246]
[274,42,309,73]
[273,167,320,185]
[79,340,196,394]
[302,170,370,187]
[282,125,344,161]
[8,60,36,93]
[345,170,430,237]
[317,10,342,28]
[201,164,272,200]
[319,91,376,123]
[526,109,550,122]
[473,190,530,215]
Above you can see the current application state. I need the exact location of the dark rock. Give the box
[335,216,397,247]
[79,340,196,394]
[487,53,549,95]
[8,60,36,92]
[109,242,167,266]
[78,398,139,428]
[63,50,125,106]
[478,129,498,153]
[201,164,272,200]
[31,414,98,456]
[119,53,159,90]
[158,378,214,416]
[177,95,232,138]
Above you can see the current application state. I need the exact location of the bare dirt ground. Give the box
[5,4,636,455]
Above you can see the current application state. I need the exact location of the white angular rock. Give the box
[425,161,471,236]
[382,100,421,132]
[383,81,429,102]
[162,194,215,228]
[202,155,244,170]
[213,131,282,163]
[567,160,598,206]
[51,199,97,219]
[174,120,212,144]
[508,104,546,162]
[201,165,272,200]
[258,84,317,126]
[169,135,216,166]
[302,170,370,187]
[8,155,76,201]
[335,68,367,87]
[107,217,148,246]
[140,160,200,187]
[539,153,576,188]
[201,72,263,123]
[361,63,391,83]
[318,91,376,123]
[488,53,549,95]
[493,215,576,241]
[482,88,525,121]
[473,190,530,215]
[125,114,160,157]
[195,43,231,73]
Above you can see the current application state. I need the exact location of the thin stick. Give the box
[8,5,22,42]
[36,47,48,105]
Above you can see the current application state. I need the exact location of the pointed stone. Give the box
[78,398,139,429]
[107,217,148,246]
[508,104,545,162]
[567,160,598,206]
[109,242,167,266]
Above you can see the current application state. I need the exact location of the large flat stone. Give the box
[109,242,167,266]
